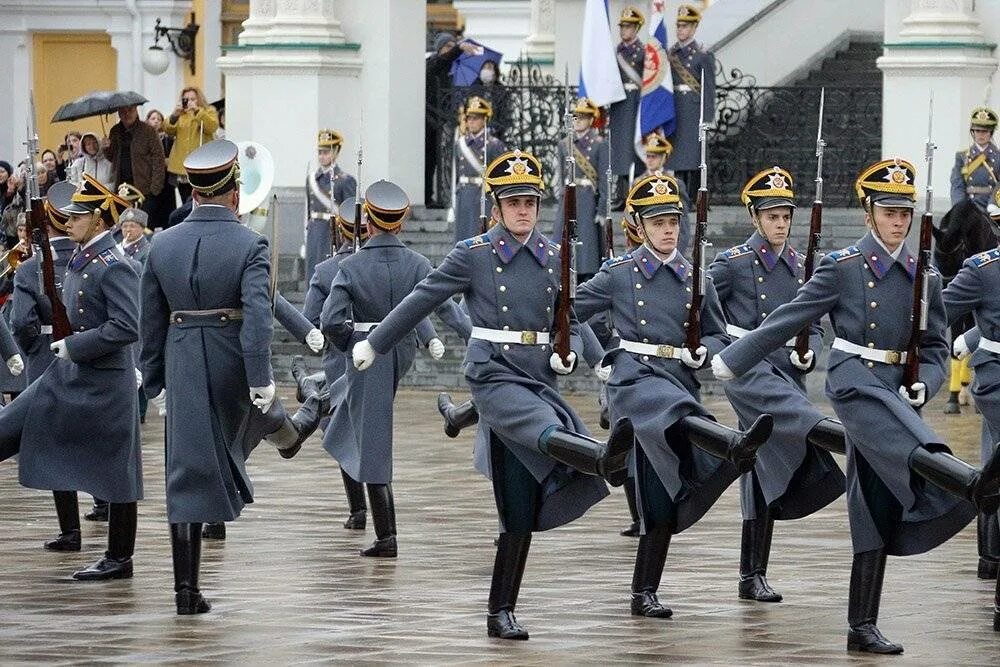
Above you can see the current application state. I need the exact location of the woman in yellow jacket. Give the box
[163,87,219,201]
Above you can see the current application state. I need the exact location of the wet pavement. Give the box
[0,385,997,664]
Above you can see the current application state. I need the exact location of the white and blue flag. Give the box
[578,0,626,107]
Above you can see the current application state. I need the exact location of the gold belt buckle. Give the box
[885,350,901,365]
[520,330,537,345]
[656,344,675,358]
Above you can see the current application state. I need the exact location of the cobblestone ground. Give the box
[0,385,998,664]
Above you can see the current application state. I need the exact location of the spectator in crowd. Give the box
[0,161,13,218]
[425,32,477,207]
[71,132,115,189]
[162,86,219,202]
[0,164,25,247]
[144,109,176,229]
[55,131,82,181]
[106,104,165,204]
[40,150,61,184]
[468,59,511,143]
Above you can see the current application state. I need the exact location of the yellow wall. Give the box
[32,32,117,155]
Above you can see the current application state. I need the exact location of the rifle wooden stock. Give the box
[685,188,707,350]
[28,197,71,341]
[793,201,823,360]
[331,207,342,251]
[554,183,576,364]
[602,215,614,260]
[353,199,362,252]
[903,211,933,392]
[480,213,489,235]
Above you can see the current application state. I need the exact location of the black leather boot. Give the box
[437,393,479,438]
[265,394,324,459]
[291,354,309,403]
[202,522,226,540]
[910,445,1000,513]
[487,532,532,639]
[680,414,773,473]
[630,526,672,618]
[537,425,633,482]
[847,548,903,654]
[73,502,136,581]
[738,518,782,602]
[342,469,367,529]
[84,498,109,522]
[171,523,211,614]
[806,418,847,456]
[978,512,1000,579]
[45,490,81,552]
[360,483,397,557]
[621,482,640,537]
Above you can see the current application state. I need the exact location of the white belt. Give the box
[575,178,594,188]
[676,84,693,93]
[471,326,550,345]
[618,339,683,359]
[41,325,53,335]
[354,322,379,333]
[310,212,333,221]
[979,336,1000,354]
[624,82,639,91]
[726,323,796,347]
[832,337,907,365]
[458,176,483,185]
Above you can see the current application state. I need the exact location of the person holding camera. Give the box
[162,87,219,203]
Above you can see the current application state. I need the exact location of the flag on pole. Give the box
[578,0,626,107]
[634,0,676,158]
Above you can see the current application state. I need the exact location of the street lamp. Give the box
[142,13,200,76]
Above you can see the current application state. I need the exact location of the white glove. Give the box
[789,349,814,372]
[250,383,276,413]
[305,328,325,353]
[134,367,142,389]
[711,354,735,381]
[681,345,707,369]
[150,389,167,417]
[899,382,927,408]
[428,337,445,360]
[6,354,23,376]
[953,334,970,360]
[50,340,70,360]
[594,360,612,382]
[353,339,376,370]
[549,351,577,375]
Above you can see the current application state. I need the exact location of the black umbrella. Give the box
[51,90,148,122]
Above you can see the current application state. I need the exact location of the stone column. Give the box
[523,0,556,64]
[878,0,998,212]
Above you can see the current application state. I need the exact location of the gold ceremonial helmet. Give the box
[573,97,601,119]
[970,107,999,130]
[741,166,796,215]
[627,172,684,219]
[318,129,344,149]
[643,132,673,156]
[619,6,645,28]
[463,95,493,119]
[854,158,917,209]
[484,149,545,199]
[677,4,702,24]
[60,173,131,225]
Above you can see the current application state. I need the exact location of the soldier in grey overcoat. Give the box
[713,158,1000,654]
[668,5,716,201]
[553,98,610,281]
[451,95,506,243]
[575,173,773,620]
[0,218,28,398]
[949,107,1000,210]
[304,129,357,282]
[352,150,632,640]
[321,180,468,558]
[608,5,645,206]
[708,166,845,604]
[0,174,141,582]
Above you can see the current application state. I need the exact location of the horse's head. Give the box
[934,199,997,276]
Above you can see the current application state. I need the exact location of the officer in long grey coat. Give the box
[668,4,716,200]
[352,150,632,641]
[140,140,311,616]
[714,158,1000,654]
[708,166,845,604]
[0,173,142,582]
[553,98,610,281]
[949,107,1000,210]
[608,5,645,205]
[321,180,468,558]
[451,95,506,243]
[575,173,773,620]
[305,129,357,282]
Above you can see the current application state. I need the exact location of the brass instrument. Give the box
[0,245,28,278]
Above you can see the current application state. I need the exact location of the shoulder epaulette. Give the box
[98,249,120,266]
[829,246,861,262]
[721,244,752,259]
[970,248,1000,268]
[602,253,632,269]
[463,234,490,249]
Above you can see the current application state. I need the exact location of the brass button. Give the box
[637,300,645,306]
[78,308,83,313]
[685,303,691,309]
[502,325,510,331]
[870,323,876,329]
[760,294,767,300]
[547,287,552,293]
[501,306,508,312]
[682,322,689,328]
[78,326,84,331]
[642,355,649,361]
[633,267,639,272]
[640,319,647,325]
[83,274,88,279]
[548,268,554,274]
[635,283,642,289]
[868,281,875,288]
[761,312,768,318]
[866,361,874,368]
[870,301,877,308]
[78,291,83,296]
[499,286,506,292]
[868,342,875,348]
[496,267,502,273]
[686,287,692,292]
[757,277,764,283]
[643,338,649,343]
[797,279,803,284]
[503,344,510,351]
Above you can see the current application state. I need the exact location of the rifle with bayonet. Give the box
[24,93,71,341]
[353,139,363,252]
[554,71,578,365]
[685,72,711,352]
[903,94,935,398]
[480,121,490,234]
[602,111,615,260]
[793,88,825,363]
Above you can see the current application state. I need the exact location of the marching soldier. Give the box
[305,129,357,281]
[0,173,142,581]
[708,167,846,603]
[554,98,610,282]
[668,4,716,201]
[608,5,645,208]
[635,133,691,254]
[949,107,1000,210]
[713,158,1000,653]
[451,95,506,243]
[352,150,632,639]
[574,173,772,619]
